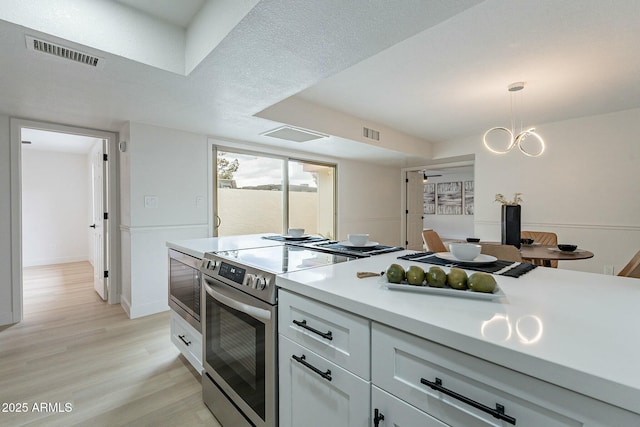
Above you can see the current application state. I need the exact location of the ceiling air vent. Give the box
[261,126,328,142]
[363,127,380,141]
[26,36,105,69]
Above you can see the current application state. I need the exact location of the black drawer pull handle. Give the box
[292,319,333,340]
[373,408,385,427]
[178,334,191,346]
[420,377,516,425]
[292,354,332,381]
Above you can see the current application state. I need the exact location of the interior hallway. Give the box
[0,261,218,427]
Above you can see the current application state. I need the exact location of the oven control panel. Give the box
[219,262,246,284]
[202,254,275,300]
[214,262,271,291]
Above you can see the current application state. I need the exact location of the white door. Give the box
[406,171,424,250]
[91,141,108,300]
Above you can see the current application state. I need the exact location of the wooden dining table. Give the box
[443,239,594,267]
[519,244,594,267]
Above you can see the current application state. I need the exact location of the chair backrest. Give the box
[521,230,558,268]
[618,250,640,278]
[480,243,522,262]
[422,229,447,253]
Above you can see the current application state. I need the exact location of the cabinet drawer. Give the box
[279,290,370,379]
[372,323,639,427]
[279,335,369,427]
[372,385,449,427]
[170,311,202,373]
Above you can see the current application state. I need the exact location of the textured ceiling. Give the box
[114,0,205,28]
[1,0,639,165]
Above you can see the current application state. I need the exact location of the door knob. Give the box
[89,224,96,228]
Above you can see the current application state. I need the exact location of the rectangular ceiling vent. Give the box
[26,36,105,69]
[363,127,380,141]
[261,125,328,143]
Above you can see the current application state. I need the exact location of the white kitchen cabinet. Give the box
[372,322,640,427]
[279,335,369,427]
[278,289,370,379]
[170,310,202,373]
[372,385,449,427]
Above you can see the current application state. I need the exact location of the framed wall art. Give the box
[436,182,462,215]
[464,180,474,215]
[423,183,436,215]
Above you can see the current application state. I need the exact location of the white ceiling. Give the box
[1,0,639,165]
[114,0,205,28]
[21,128,101,154]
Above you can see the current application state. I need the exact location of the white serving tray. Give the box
[383,278,505,301]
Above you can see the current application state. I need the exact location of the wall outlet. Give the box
[603,265,614,275]
[144,195,158,208]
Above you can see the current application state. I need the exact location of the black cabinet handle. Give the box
[89,224,96,228]
[292,319,333,340]
[178,334,191,346]
[373,408,385,427]
[292,354,332,381]
[420,377,516,425]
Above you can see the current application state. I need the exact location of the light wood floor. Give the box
[0,262,220,427]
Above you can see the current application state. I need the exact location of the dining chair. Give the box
[422,229,448,253]
[521,230,558,268]
[618,250,640,278]
[480,243,523,263]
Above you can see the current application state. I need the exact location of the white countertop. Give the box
[166,234,284,258]
[276,251,640,414]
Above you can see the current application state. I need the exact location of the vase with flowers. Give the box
[495,193,522,248]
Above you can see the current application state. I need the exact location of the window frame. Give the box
[212,145,337,238]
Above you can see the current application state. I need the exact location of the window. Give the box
[214,148,335,238]
[288,160,335,239]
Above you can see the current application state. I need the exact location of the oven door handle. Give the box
[204,283,271,322]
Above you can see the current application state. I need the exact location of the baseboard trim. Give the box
[120,296,131,318]
[128,300,170,319]
[0,311,15,326]
[22,256,90,268]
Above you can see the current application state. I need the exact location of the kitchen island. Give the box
[277,251,640,425]
[167,233,284,258]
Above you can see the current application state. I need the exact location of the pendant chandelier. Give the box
[483,82,545,157]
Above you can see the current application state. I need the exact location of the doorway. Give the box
[401,157,475,251]
[9,118,119,323]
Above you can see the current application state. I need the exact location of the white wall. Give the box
[120,122,209,318]
[21,149,90,266]
[422,172,475,239]
[0,114,13,325]
[433,108,640,274]
[337,159,402,246]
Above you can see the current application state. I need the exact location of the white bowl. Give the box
[288,228,305,237]
[347,233,369,246]
[449,243,481,261]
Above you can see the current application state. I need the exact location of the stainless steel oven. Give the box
[168,249,201,331]
[201,255,279,427]
[200,243,403,427]
[200,245,359,427]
